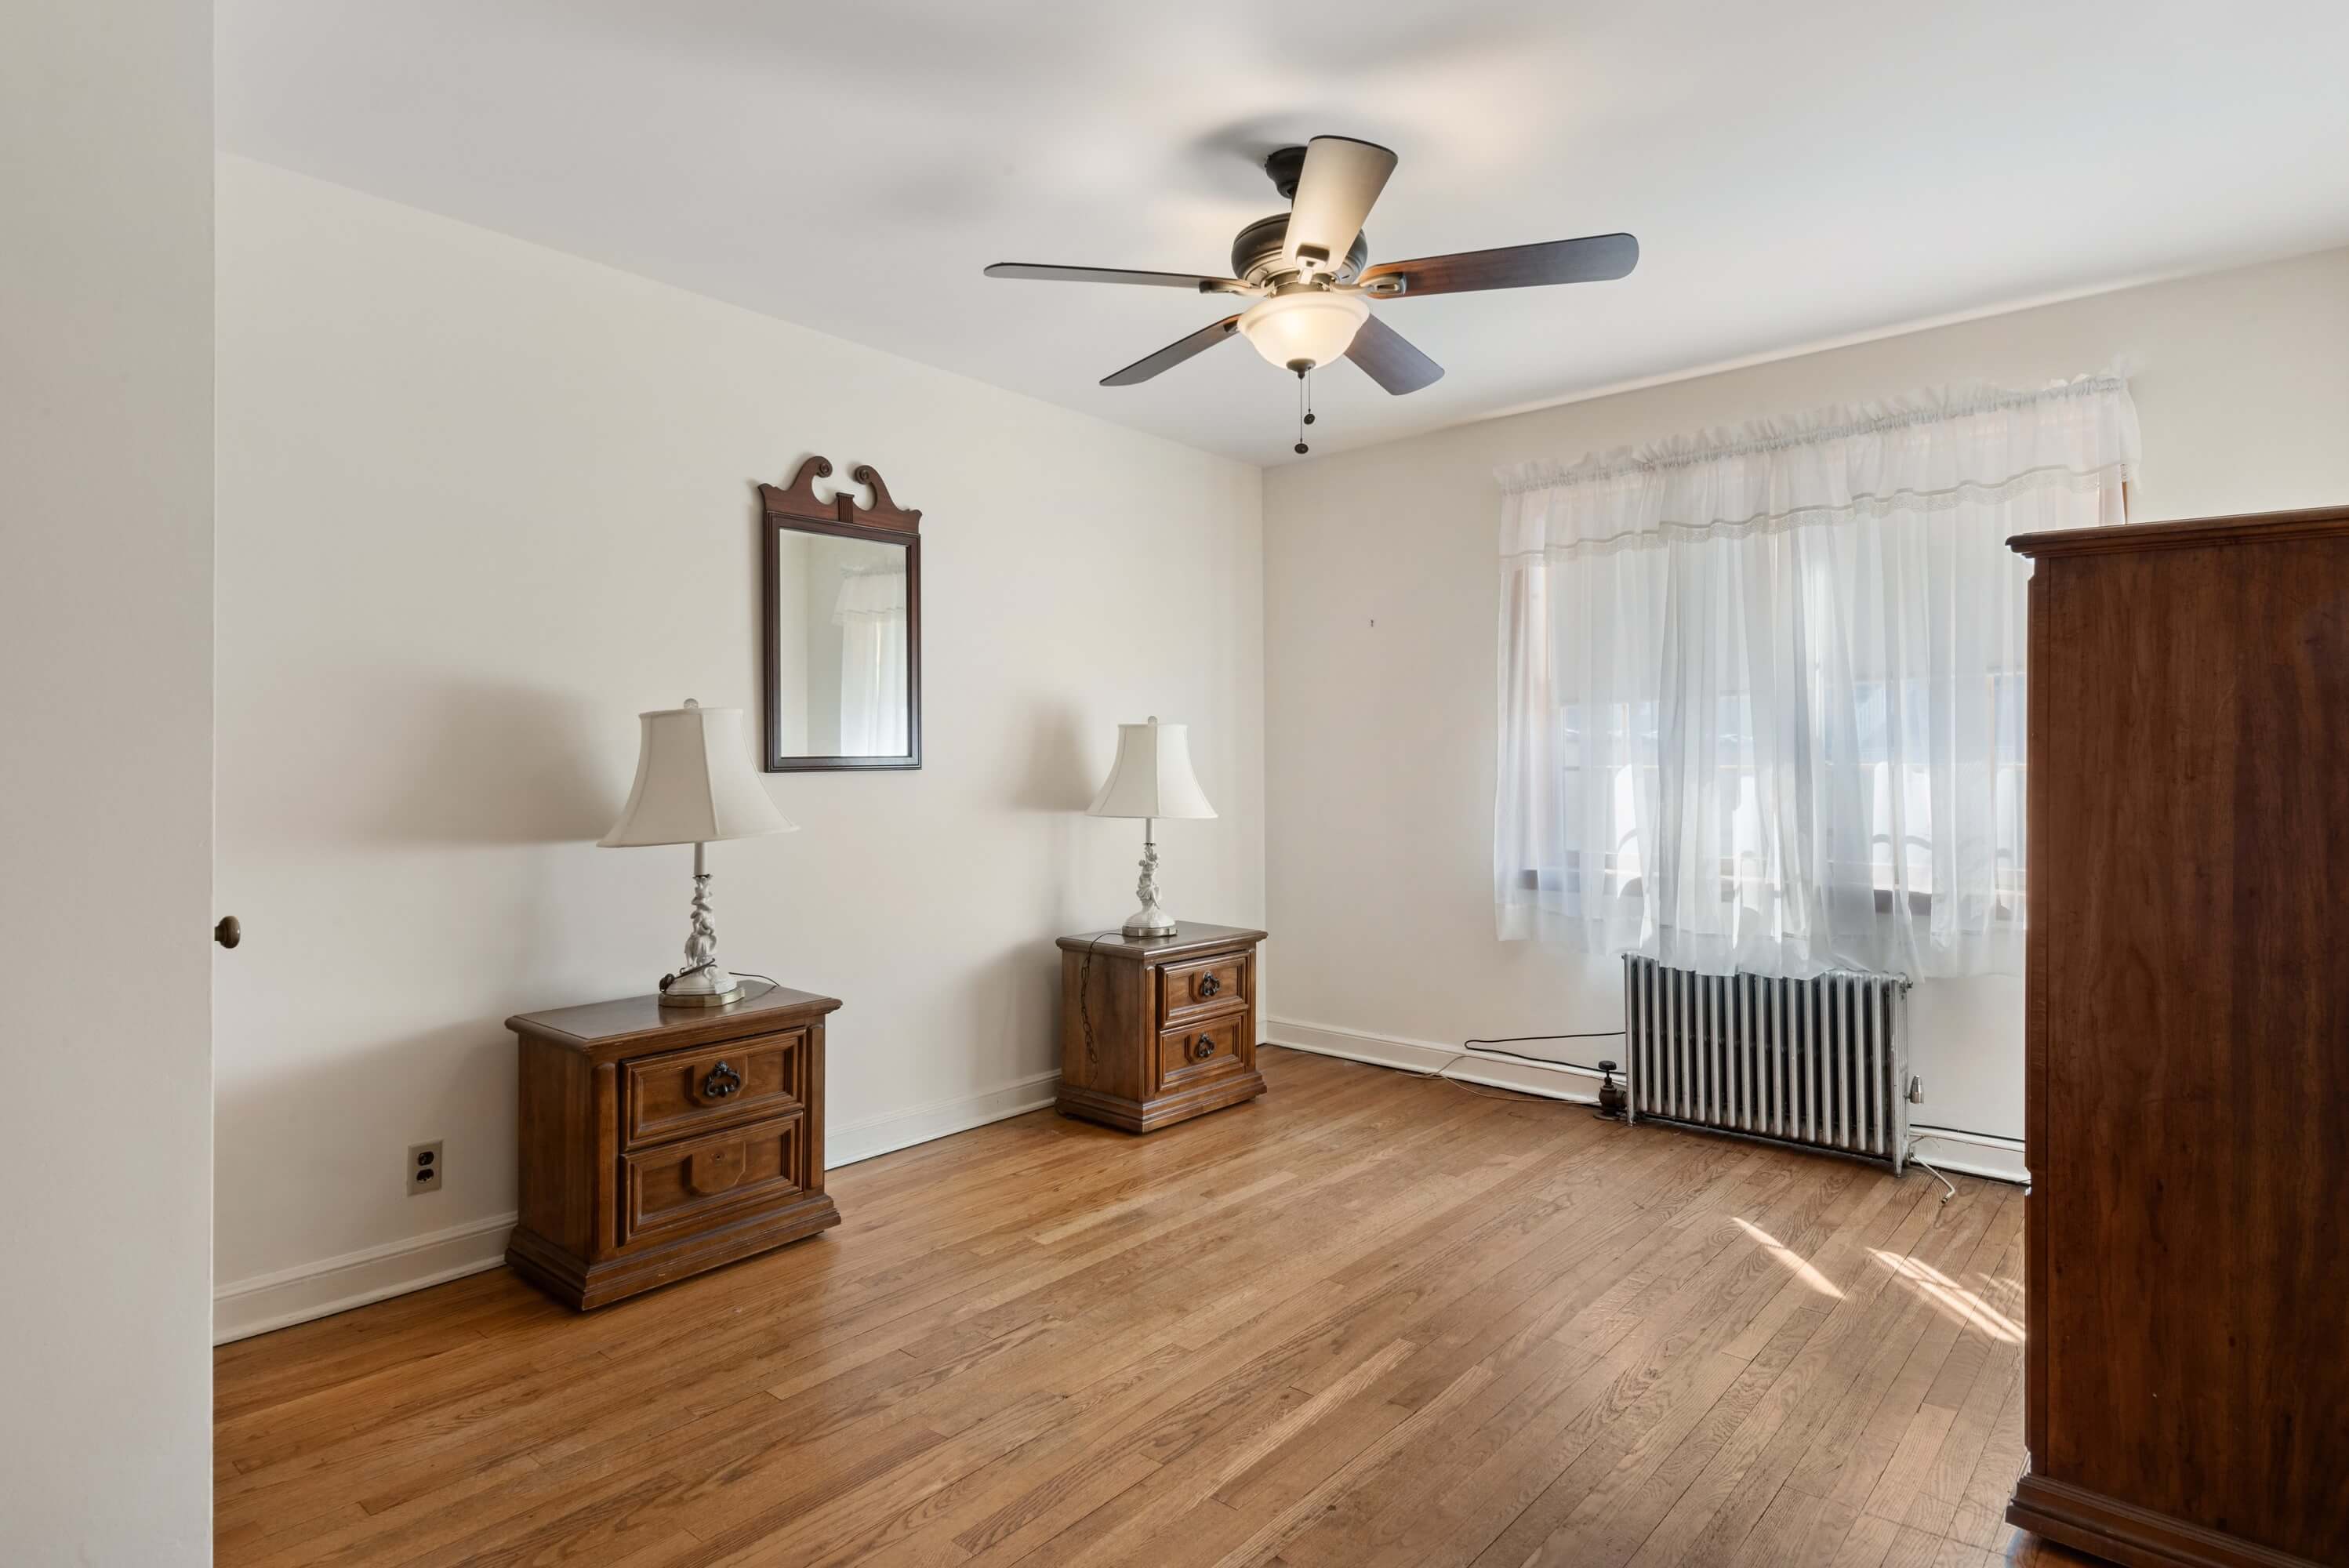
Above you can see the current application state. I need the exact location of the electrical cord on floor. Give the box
[1905,1139,1959,1203]
[1910,1120,2023,1144]
[1392,1025,1986,1200]
[1404,1029,1628,1106]
[1403,1055,1553,1102]
[1458,1032,1623,1075]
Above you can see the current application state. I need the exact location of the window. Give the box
[1494,376,2137,978]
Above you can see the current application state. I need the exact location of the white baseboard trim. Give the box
[825,1068,1062,1169]
[1907,1127,2029,1185]
[1266,1016,1603,1105]
[1269,1016,2028,1187]
[213,1211,517,1345]
[212,1068,1066,1345]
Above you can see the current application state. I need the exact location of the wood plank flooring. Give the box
[216,1047,2100,1567]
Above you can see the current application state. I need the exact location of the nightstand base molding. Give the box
[506,1191,840,1310]
[1056,1069,1266,1134]
[2008,1476,2328,1568]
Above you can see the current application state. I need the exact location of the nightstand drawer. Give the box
[1156,1013,1251,1094]
[1158,951,1250,1028]
[624,1032,804,1148]
[623,1115,804,1245]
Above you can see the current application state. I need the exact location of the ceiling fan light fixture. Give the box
[1236,289,1369,372]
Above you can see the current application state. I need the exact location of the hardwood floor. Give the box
[216,1047,2100,1567]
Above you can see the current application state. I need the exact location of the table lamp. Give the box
[1087,716,1215,938]
[600,699,796,1006]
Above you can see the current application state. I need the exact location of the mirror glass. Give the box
[767,531,915,764]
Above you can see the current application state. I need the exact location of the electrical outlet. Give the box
[408,1141,443,1194]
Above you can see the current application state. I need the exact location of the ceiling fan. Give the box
[984,136,1638,441]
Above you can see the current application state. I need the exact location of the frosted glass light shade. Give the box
[1236,289,1369,371]
[599,700,797,847]
[1087,717,1216,821]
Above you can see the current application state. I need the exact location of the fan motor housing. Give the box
[1231,214,1367,289]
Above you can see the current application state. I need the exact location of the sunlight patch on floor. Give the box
[1734,1217,1844,1299]
[1872,1249,2022,1341]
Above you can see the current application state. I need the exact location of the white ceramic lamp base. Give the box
[659,848,745,1007]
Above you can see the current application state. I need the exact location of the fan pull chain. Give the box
[1294,367,1318,455]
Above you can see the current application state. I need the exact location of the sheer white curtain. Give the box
[1495,375,2140,979]
[833,568,909,757]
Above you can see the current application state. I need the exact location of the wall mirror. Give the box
[760,456,923,771]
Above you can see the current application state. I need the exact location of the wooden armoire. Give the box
[2006,508,2348,1568]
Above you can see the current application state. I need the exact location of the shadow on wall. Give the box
[1011,699,1098,938]
[367,679,619,846]
[964,931,1064,1090]
[1011,701,1095,814]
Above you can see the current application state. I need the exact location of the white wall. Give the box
[0,5,216,1563]
[1263,247,2349,1178]
[213,158,1265,1339]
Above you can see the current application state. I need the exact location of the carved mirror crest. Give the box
[760,456,922,771]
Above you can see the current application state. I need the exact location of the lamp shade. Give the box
[1086,717,1216,821]
[599,700,797,847]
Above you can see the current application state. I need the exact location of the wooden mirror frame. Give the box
[759,456,923,771]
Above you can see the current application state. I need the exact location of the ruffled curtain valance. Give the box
[1494,374,2141,980]
[1498,372,2140,556]
[831,568,908,624]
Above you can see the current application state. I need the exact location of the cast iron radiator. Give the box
[1621,956,1911,1172]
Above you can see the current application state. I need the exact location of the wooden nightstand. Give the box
[504,980,840,1309]
[1055,923,1267,1132]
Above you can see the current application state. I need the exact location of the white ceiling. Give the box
[220,0,2349,466]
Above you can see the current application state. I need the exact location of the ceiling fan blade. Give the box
[985,262,1247,294]
[1282,136,1397,277]
[1360,233,1639,298]
[1100,316,1243,387]
[1344,313,1444,395]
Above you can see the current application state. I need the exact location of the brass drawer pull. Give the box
[702,1062,743,1100]
[1191,1034,1218,1062]
[1197,973,1222,999]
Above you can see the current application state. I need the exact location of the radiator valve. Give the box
[1595,1060,1627,1121]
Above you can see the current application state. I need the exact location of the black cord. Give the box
[1462,1044,1608,1073]
[660,959,732,993]
[1400,1037,1623,1108]
[1911,1121,2023,1144]
[1454,1032,2017,1143]
[1465,1030,1624,1044]
[1076,933,1113,1073]
[1458,1030,1624,1075]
